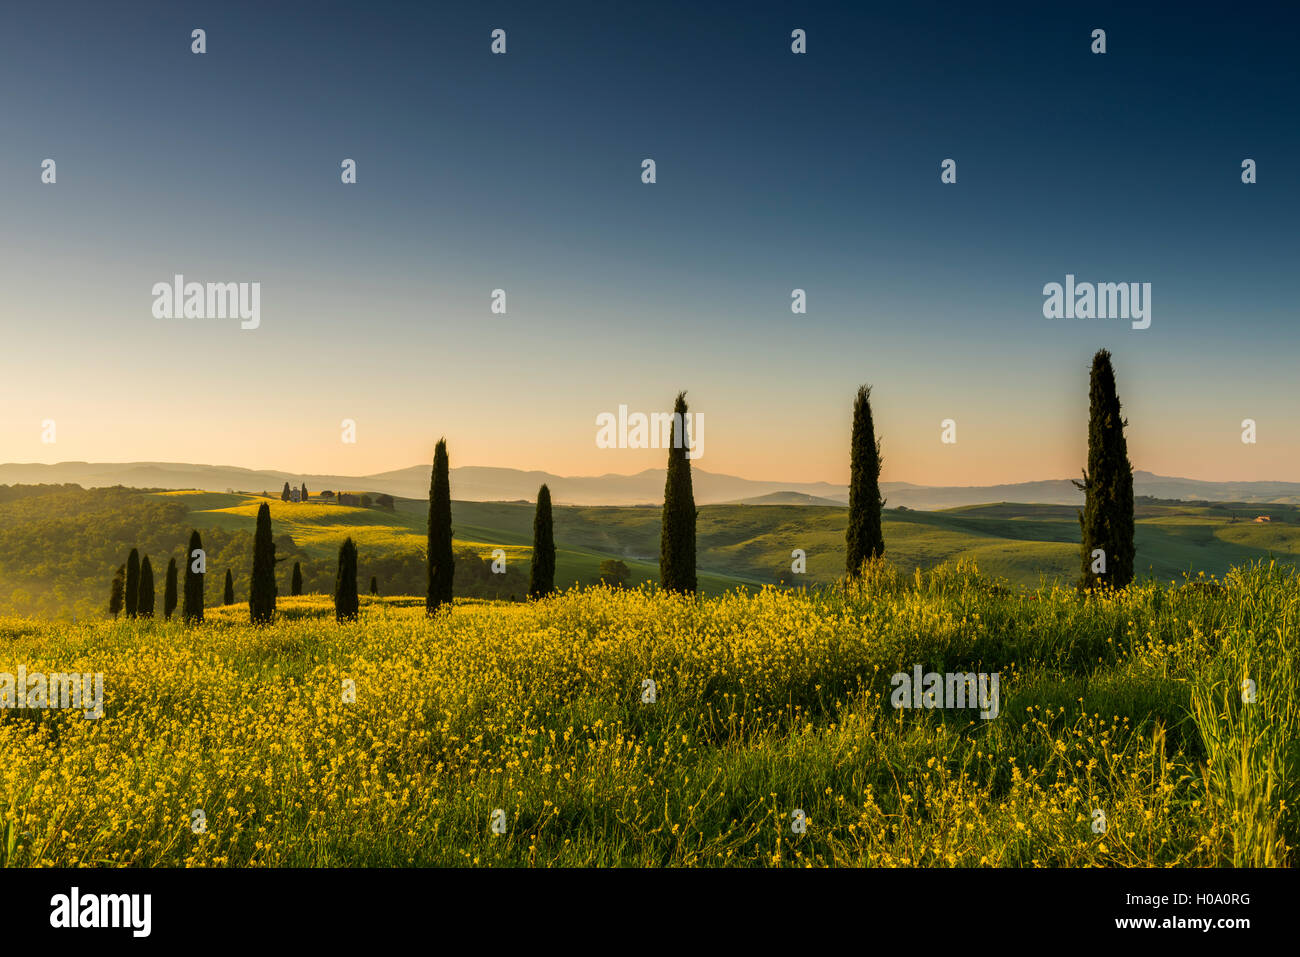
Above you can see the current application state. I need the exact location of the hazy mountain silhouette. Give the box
[4,461,1300,510]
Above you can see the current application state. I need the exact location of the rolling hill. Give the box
[4,482,1300,620]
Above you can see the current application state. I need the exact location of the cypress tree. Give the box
[1075,349,1135,589]
[659,391,697,594]
[291,561,303,596]
[281,482,291,501]
[335,537,359,622]
[426,438,455,615]
[224,569,235,605]
[163,558,178,620]
[138,556,155,618]
[249,502,277,623]
[183,530,204,624]
[109,563,125,618]
[369,576,378,595]
[124,548,140,618]
[846,384,886,576]
[529,483,556,598]
[301,482,309,502]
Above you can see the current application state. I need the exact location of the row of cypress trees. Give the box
[841,349,1135,589]
[432,364,1128,602]
[107,352,1134,626]
[420,437,561,613]
[110,508,314,623]
[110,531,206,621]
[109,549,174,619]
[109,497,381,627]
[420,391,701,606]
[106,411,692,623]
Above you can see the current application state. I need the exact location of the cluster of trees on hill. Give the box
[102,494,532,624]
[0,487,276,619]
[273,481,395,510]
[109,536,204,622]
[108,548,170,619]
[281,482,308,502]
[0,482,535,619]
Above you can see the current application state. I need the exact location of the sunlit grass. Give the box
[0,560,1293,867]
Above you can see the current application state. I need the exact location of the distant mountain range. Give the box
[4,460,1300,510]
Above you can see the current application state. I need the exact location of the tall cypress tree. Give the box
[846,384,886,576]
[659,391,697,594]
[249,502,277,623]
[291,561,303,596]
[1075,349,1135,589]
[281,482,291,501]
[369,576,378,595]
[224,569,235,605]
[426,438,455,615]
[138,556,155,618]
[301,482,309,502]
[335,537,359,622]
[529,484,556,599]
[124,548,141,618]
[109,563,126,618]
[183,530,205,624]
[163,558,178,620]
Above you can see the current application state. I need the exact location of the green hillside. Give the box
[150,491,1300,595]
[3,484,1300,620]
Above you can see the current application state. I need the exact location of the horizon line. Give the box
[3,458,1300,491]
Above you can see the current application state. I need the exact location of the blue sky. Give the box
[1,0,1296,484]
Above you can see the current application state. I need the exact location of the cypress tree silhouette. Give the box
[163,558,178,620]
[426,438,455,615]
[183,530,204,624]
[281,482,291,501]
[223,569,235,605]
[335,537,359,622]
[124,548,140,618]
[301,482,309,502]
[846,384,886,576]
[529,484,556,599]
[249,502,277,623]
[291,561,303,596]
[138,556,155,618]
[659,392,697,594]
[109,563,125,618]
[369,576,378,595]
[1074,349,1135,589]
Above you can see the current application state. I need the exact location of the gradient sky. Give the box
[1,0,1297,486]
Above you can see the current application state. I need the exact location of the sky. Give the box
[1,0,1296,486]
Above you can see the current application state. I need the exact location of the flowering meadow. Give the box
[1,560,1295,867]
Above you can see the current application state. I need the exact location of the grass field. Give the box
[1,560,1295,867]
